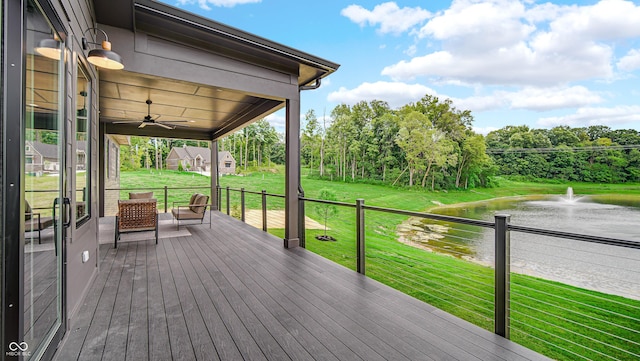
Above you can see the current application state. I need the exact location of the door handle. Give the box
[62,197,71,228]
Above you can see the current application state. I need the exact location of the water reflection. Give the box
[404,194,640,299]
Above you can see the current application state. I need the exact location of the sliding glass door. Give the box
[22,0,65,358]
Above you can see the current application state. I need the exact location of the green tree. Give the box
[313,188,338,240]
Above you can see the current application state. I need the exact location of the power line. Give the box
[486,144,640,154]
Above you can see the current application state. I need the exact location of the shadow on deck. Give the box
[54,212,549,360]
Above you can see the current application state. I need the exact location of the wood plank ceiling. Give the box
[99,70,275,138]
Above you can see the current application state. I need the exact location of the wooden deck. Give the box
[54,212,549,361]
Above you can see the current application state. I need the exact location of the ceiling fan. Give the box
[112,99,192,130]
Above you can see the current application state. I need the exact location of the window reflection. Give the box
[76,66,90,225]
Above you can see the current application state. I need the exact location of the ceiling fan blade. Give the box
[156,122,175,130]
[138,122,147,129]
[162,120,192,123]
[112,120,140,124]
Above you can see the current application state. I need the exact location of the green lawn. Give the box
[119,168,640,361]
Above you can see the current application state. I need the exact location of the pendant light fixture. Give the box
[35,35,62,60]
[82,28,124,70]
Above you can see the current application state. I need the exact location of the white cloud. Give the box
[404,44,417,57]
[537,105,640,127]
[327,81,435,108]
[341,2,431,35]
[265,113,285,132]
[472,126,499,135]
[448,86,602,113]
[177,0,260,10]
[506,86,603,111]
[417,0,535,53]
[382,0,640,87]
[451,95,507,112]
[617,49,640,72]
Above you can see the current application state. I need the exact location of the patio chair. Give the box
[171,193,209,230]
[25,200,54,244]
[115,199,158,248]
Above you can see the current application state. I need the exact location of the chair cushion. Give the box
[129,192,154,199]
[171,208,204,220]
[25,216,54,230]
[189,194,208,214]
[189,193,198,208]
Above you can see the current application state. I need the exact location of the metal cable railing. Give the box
[113,185,640,361]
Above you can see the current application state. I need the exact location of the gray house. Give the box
[166,145,236,174]
[26,140,90,175]
[25,141,60,175]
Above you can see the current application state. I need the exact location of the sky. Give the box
[164,0,640,134]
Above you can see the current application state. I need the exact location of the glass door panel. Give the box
[24,0,64,358]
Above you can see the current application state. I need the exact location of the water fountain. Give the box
[566,186,574,201]
[559,186,580,204]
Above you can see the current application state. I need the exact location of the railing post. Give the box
[261,190,267,232]
[298,190,306,248]
[226,186,230,215]
[241,188,245,222]
[494,214,511,339]
[164,186,168,213]
[356,199,365,274]
[216,185,221,211]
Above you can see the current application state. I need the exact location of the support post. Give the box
[356,199,365,274]
[284,96,301,248]
[240,188,245,222]
[261,190,267,232]
[210,140,219,211]
[226,186,230,215]
[495,214,511,339]
[164,186,168,213]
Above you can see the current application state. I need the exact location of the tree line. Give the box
[302,95,492,190]
[486,125,640,183]
[299,95,639,188]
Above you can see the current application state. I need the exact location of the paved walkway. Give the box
[244,210,327,230]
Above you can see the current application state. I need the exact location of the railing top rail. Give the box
[300,196,357,208]
[508,224,640,250]
[364,204,496,228]
[224,187,285,198]
[105,186,209,191]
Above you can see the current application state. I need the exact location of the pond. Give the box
[403,189,640,299]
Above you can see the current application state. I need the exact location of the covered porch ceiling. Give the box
[95,0,339,141]
[99,70,283,140]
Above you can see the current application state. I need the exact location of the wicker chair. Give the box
[115,199,158,248]
[171,193,209,230]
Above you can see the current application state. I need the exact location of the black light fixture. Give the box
[82,28,124,70]
[35,36,62,60]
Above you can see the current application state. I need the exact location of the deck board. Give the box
[55,212,551,361]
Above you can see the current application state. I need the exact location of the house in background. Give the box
[25,141,60,175]
[25,141,96,175]
[166,145,236,174]
[218,150,236,174]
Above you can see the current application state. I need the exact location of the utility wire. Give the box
[486,144,640,154]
